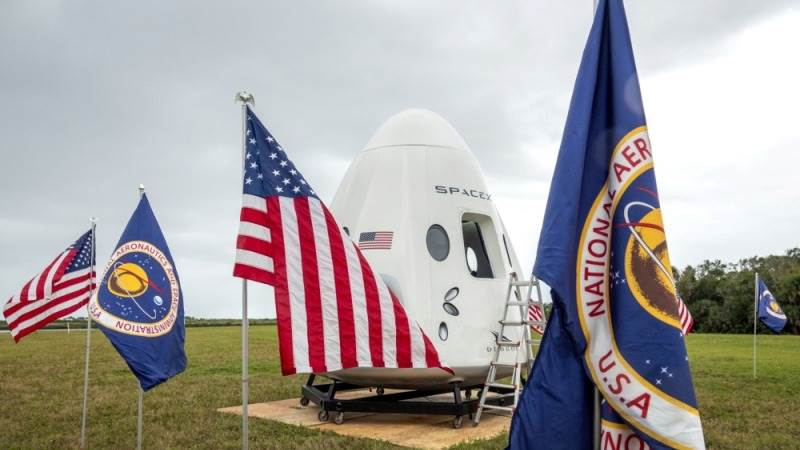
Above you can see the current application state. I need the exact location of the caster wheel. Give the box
[299,397,310,407]
[453,415,463,429]
[318,410,329,422]
[376,387,385,396]
[334,412,345,425]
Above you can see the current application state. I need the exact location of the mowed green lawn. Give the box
[0,327,797,449]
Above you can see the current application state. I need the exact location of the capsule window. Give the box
[466,247,479,272]
[426,224,450,261]
[343,226,350,236]
[462,219,494,278]
[502,234,513,267]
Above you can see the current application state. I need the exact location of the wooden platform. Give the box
[218,389,510,449]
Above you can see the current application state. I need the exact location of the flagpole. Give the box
[593,389,601,449]
[753,272,758,379]
[236,91,254,450]
[136,185,145,450]
[79,217,96,449]
[136,388,143,450]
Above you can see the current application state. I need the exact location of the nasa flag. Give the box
[758,278,786,333]
[89,194,186,391]
[509,0,705,448]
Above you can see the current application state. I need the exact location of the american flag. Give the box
[358,231,393,250]
[677,295,693,335]
[528,303,545,335]
[233,106,447,375]
[3,230,96,342]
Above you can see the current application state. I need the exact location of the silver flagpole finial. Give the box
[235,91,254,105]
[138,184,145,197]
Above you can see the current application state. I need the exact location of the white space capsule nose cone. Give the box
[326,108,527,389]
[364,109,470,151]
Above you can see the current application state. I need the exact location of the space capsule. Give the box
[324,109,526,389]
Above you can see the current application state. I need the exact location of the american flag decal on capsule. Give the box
[358,231,394,250]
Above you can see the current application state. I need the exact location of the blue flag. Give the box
[508,301,595,449]
[509,0,705,448]
[758,278,786,333]
[89,194,187,390]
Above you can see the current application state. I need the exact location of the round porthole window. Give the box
[426,224,450,261]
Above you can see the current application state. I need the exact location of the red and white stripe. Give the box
[233,194,274,285]
[677,295,693,335]
[528,303,546,335]
[3,250,96,342]
[234,193,447,375]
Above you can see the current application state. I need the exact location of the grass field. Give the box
[1,326,798,449]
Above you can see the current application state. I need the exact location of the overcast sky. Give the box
[1,1,798,318]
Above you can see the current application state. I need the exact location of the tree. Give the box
[674,248,799,334]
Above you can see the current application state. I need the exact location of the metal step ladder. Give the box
[472,272,547,426]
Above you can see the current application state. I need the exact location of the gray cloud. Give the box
[1,1,797,317]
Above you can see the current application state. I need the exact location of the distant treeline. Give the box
[0,317,276,331]
[675,248,799,334]
[183,317,276,327]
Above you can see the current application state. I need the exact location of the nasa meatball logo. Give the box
[574,127,703,429]
[578,126,683,332]
[90,240,180,337]
[762,288,786,319]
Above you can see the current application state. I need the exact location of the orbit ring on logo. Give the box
[90,240,180,337]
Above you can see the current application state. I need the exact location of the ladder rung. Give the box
[505,301,530,306]
[499,320,534,326]
[482,404,514,412]
[496,341,520,347]
[487,382,517,389]
[510,281,531,287]
[490,361,519,367]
